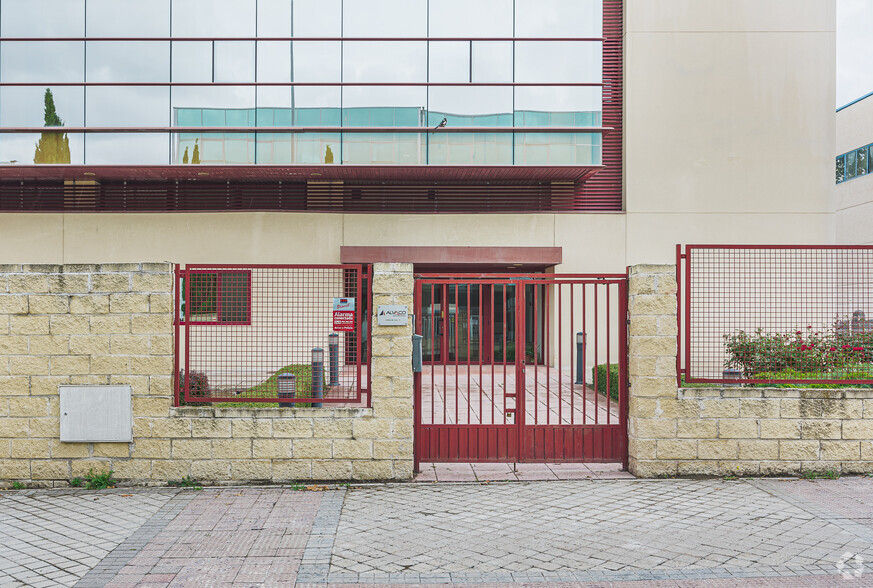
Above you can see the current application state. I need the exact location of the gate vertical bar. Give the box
[516,279,526,461]
[367,264,374,407]
[183,266,190,402]
[414,278,422,473]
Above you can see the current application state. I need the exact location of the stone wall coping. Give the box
[170,406,374,419]
[679,387,873,400]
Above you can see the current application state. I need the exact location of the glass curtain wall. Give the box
[0,0,604,166]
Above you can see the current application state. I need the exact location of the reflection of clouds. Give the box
[343,0,426,37]
[0,42,84,83]
[87,42,170,83]
[0,87,84,126]
[429,0,513,37]
[87,0,170,36]
[0,0,84,36]
[86,87,170,126]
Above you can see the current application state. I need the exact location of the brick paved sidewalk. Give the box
[2,478,873,587]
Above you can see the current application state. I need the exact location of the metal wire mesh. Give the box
[178,264,367,404]
[682,246,873,384]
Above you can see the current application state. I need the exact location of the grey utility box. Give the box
[60,385,133,443]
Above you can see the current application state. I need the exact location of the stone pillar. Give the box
[367,262,415,480]
[627,264,680,477]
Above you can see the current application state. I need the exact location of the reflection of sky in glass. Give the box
[0,0,605,165]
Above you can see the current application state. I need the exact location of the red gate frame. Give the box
[413,273,628,470]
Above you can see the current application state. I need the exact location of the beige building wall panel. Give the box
[626,0,834,33]
[837,96,873,154]
[0,215,65,264]
[61,213,345,265]
[625,30,834,216]
[626,213,834,266]
[836,201,873,245]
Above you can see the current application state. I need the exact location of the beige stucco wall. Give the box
[835,95,873,245]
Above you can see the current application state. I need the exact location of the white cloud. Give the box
[838,0,873,107]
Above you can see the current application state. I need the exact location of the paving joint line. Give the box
[296,488,346,583]
[73,489,195,588]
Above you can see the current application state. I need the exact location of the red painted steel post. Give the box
[414,278,422,473]
[676,244,683,388]
[183,267,190,403]
[684,245,692,383]
[174,264,181,407]
[367,264,373,408]
[620,273,629,470]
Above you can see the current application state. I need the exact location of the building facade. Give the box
[836,91,873,244]
[0,0,834,268]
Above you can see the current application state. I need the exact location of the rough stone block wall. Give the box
[627,264,873,477]
[0,262,413,486]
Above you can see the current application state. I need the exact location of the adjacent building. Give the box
[836,91,873,244]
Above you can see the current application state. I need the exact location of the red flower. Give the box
[830,347,837,352]
[842,345,852,349]
[801,345,809,351]
[796,331,802,335]
[806,325,812,329]
[853,347,864,352]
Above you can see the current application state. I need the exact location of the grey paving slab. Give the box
[0,488,180,588]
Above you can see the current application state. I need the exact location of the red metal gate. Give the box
[414,273,628,468]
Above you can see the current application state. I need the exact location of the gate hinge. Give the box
[626,318,631,325]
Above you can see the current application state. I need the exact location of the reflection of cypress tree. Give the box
[192,139,200,164]
[324,144,334,164]
[182,146,189,164]
[33,89,71,164]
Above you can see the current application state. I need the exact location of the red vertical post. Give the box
[620,273,629,470]
[174,264,181,407]
[356,265,363,405]
[413,278,422,473]
[184,267,191,403]
[684,245,692,383]
[367,264,374,408]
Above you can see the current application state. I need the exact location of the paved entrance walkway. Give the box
[1,478,871,586]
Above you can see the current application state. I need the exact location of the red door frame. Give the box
[413,272,629,470]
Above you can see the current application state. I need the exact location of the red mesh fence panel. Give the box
[681,246,873,385]
[178,264,368,404]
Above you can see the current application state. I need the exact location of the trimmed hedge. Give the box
[592,363,620,400]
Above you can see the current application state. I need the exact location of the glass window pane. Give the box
[293,42,341,83]
[427,87,512,164]
[836,156,845,183]
[85,134,169,165]
[172,42,212,83]
[1,132,84,165]
[516,41,602,83]
[86,87,169,127]
[0,0,84,37]
[257,0,292,37]
[87,0,170,37]
[857,147,868,176]
[472,41,512,83]
[172,0,256,37]
[846,151,856,179]
[515,86,603,125]
[291,0,342,36]
[429,0,512,37]
[86,42,170,83]
[343,42,426,83]
[342,87,426,164]
[515,0,602,38]
[343,0,426,37]
[214,41,255,83]
[0,86,84,127]
[257,87,341,164]
[0,42,84,83]
[429,42,469,83]
[172,87,255,164]
[258,42,291,83]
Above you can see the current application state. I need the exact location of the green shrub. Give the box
[84,468,116,490]
[724,327,871,379]
[592,363,620,401]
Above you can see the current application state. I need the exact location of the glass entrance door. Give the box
[421,283,482,364]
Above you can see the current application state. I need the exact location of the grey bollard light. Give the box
[311,347,324,408]
[277,372,296,408]
[575,332,586,384]
[328,333,340,386]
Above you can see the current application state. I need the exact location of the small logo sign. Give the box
[377,305,409,326]
[837,552,864,580]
